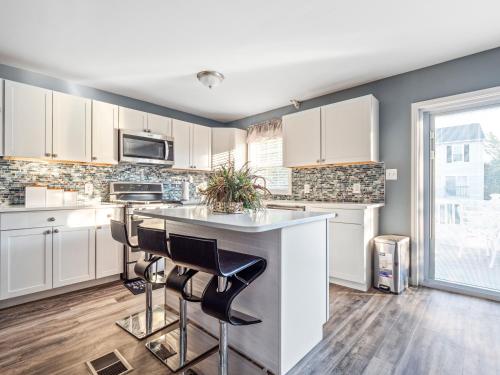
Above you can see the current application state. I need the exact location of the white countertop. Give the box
[0,202,124,213]
[134,206,334,233]
[264,200,384,210]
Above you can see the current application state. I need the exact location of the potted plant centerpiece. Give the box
[200,163,271,213]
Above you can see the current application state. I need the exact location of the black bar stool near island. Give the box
[164,233,267,375]
[110,220,178,339]
[140,226,219,373]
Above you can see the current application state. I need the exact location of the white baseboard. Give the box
[329,277,369,292]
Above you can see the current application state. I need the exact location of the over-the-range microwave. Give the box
[119,129,174,166]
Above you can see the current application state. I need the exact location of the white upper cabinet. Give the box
[118,106,147,132]
[172,119,192,169]
[52,92,92,162]
[321,95,379,164]
[191,124,212,171]
[212,127,247,169]
[172,119,212,170]
[283,108,321,167]
[92,100,118,164]
[282,95,379,167]
[4,80,53,159]
[147,113,172,136]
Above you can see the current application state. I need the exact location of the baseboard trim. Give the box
[0,275,121,309]
[329,277,369,292]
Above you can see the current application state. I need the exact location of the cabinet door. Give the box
[0,79,3,156]
[96,225,124,278]
[172,119,192,169]
[191,124,212,170]
[118,107,147,132]
[0,227,52,299]
[4,80,53,159]
[92,100,118,164]
[330,222,365,284]
[322,95,378,163]
[147,113,172,136]
[52,226,96,288]
[282,108,321,167]
[53,92,92,162]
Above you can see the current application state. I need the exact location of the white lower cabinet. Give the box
[52,226,96,288]
[0,207,123,301]
[330,222,365,284]
[96,225,124,278]
[307,205,379,291]
[0,227,53,299]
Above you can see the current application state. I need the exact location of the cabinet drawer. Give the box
[96,207,123,226]
[308,207,364,225]
[0,209,95,230]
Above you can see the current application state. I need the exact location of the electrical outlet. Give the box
[386,169,398,181]
[352,183,361,194]
[84,182,94,195]
[304,184,311,194]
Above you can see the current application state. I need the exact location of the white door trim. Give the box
[411,85,500,286]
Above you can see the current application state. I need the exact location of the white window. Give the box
[446,143,470,163]
[248,137,291,195]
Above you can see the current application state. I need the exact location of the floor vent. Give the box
[86,350,133,375]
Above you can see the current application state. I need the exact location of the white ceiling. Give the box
[1,1,500,122]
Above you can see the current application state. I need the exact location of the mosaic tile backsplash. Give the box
[273,163,385,203]
[0,159,209,205]
[0,160,384,205]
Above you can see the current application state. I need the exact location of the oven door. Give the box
[120,130,174,166]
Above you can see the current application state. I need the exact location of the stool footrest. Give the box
[227,309,262,326]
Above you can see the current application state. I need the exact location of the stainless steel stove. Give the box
[109,182,181,281]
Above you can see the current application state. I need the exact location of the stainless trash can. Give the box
[373,235,410,294]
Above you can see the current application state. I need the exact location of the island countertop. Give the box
[134,206,334,233]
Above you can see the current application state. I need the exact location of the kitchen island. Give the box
[136,206,334,375]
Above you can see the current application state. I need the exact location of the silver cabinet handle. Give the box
[44,230,51,235]
[53,229,59,233]
[331,212,338,218]
[47,217,56,222]
[91,156,97,161]
[52,154,58,158]
[316,159,320,163]
[96,226,102,229]
[107,214,112,218]
[45,152,51,157]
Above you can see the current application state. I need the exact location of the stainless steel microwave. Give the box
[119,130,174,166]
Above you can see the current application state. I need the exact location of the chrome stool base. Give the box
[146,323,218,373]
[115,305,178,340]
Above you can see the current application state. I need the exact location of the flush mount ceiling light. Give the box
[197,70,225,89]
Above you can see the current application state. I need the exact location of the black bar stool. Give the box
[141,227,219,373]
[168,233,267,375]
[110,220,178,339]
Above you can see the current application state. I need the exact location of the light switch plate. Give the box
[352,183,361,194]
[304,184,311,194]
[386,169,398,181]
[84,182,94,195]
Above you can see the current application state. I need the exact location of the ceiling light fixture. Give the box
[197,70,225,89]
[290,99,301,109]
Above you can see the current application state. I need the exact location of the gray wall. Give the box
[0,63,222,127]
[228,47,500,236]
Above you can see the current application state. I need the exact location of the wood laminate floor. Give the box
[0,282,499,375]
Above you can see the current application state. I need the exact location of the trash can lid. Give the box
[374,235,410,244]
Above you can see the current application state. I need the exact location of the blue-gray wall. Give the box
[0,63,222,127]
[228,47,500,237]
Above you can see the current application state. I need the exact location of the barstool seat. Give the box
[167,233,267,375]
[111,220,178,340]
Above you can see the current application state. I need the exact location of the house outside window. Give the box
[446,143,470,163]
[247,120,291,195]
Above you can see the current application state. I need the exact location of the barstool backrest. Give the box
[110,219,137,248]
[169,233,221,275]
[137,226,170,258]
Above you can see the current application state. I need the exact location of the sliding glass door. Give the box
[428,105,500,297]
